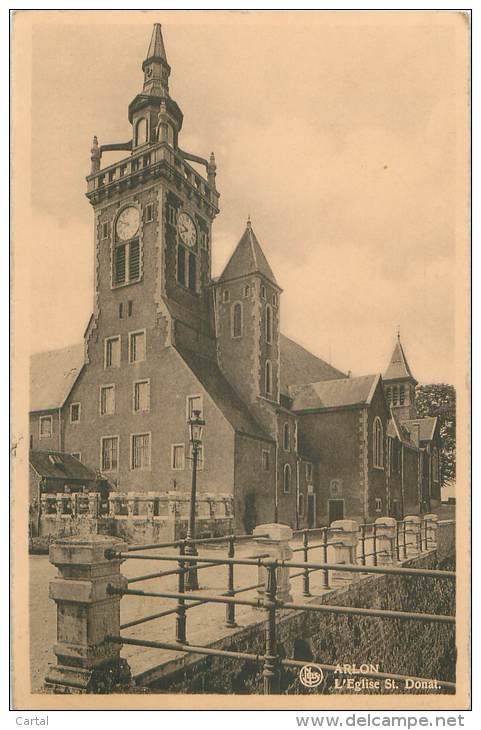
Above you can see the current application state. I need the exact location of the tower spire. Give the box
[141,23,171,97]
[144,23,169,69]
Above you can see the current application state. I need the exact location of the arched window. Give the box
[265,360,272,396]
[399,385,405,405]
[298,492,304,517]
[231,302,243,338]
[373,417,384,469]
[266,304,273,344]
[392,386,399,405]
[283,464,291,494]
[283,422,290,451]
[432,447,439,483]
[135,117,148,146]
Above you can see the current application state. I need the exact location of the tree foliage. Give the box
[415,383,456,483]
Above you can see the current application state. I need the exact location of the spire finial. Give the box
[397,325,401,340]
[247,214,251,228]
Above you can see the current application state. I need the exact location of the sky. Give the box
[26,11,467,384]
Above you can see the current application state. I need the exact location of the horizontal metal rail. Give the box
[126,533,268,553]
[110,551,455,580]
[110,585,454,624]
[106,635,455,691]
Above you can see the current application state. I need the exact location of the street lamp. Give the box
[185,409,205,591]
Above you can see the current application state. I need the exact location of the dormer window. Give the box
[135,117,148,146]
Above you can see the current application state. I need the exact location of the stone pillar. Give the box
[88,493,100,518]
[374,517,397,564]
[45,535,131,693]
[330,519,359,581]
[253,523,293,602]
[423,513,439,548]
[404,515,422,556]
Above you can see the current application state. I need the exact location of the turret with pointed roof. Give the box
[383,333,418,420]
[215,220,282,410]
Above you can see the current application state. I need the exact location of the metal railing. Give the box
[104,517,455,694]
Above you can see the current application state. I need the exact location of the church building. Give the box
[29,25,443,536]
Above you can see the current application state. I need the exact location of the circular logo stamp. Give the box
[299,663,324,688]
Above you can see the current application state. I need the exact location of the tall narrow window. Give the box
[100,385,115,416]
[101,436,119,472]
[105,336,121,369]
[399,385,405,405]
[129,240,140,281]
[266,304,273,344]
[432,447,439,483]
[39,416,53,439]
[373,417,384,469]
[283,423,290,451]
[392,386,399,405]
[177,245,186,286]
[232,302,243,338]
[131,433,151,470]
[283,464,291,494]
[133,380,150,413]
[70,403,81,423]
[306,462,313,481]
[135,117,147,146]
[262,450,270,471]
[114,245,126,285]
[113,241,140,286]
[129,331,146,363]
[265,360,272,396]
[386,387,391,404]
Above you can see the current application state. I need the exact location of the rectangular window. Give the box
[119,303,123,319]
[131,433,151,470]
[305,462,313,481]
[168,205,177,225]
[187,395,203,420]
[100,385,115,416]
[101,221,109,239]
[172,444,185,470]
[101,436,119,472]
[188,252,197,291]
[128,300,133,317]
[145,203,154,222]
[70,403,81,423]
[113,240,141,287]
[129,330,146,363]
[71,452,81,462]
[133,380,150,413]
[105,336,121,368]
[262,450,270,471]
[177,245,186,286]
[39,415,53,438]
[129,239,140,281]
[189,444,204,470]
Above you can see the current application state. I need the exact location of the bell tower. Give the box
[85,24,220,360]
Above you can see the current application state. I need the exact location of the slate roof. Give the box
[280,334,346,394]
[384,337,417,383]
[403,417,438,443]
[289,374,380,412]
[30,450,98,482]
[387,410,418,448]
[176,346,274,442]
[30,344,85,412]
[218,222,278,287]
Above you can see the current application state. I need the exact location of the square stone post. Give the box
[404,515,422,557]
[374,517,397,564]
[45,535,131,693]
[253,523,293,602]
[423,513,439,548]
[330,519,359,581]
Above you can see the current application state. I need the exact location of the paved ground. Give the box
[29,530,413,691]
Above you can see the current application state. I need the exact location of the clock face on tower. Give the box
[116,206,140,241]
[177,212,197,248]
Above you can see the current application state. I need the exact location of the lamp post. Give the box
[185,409,205,591]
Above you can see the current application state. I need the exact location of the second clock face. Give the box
[116,206,140,241]
[177,212,197,248]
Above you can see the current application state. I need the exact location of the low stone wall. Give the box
[149,550,455,695]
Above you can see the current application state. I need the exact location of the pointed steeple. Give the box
[144,23,168,67]
[218,220,279,287]
[384,335,417,384]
